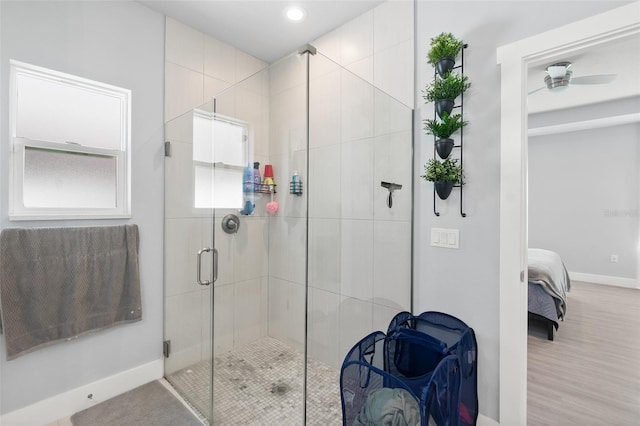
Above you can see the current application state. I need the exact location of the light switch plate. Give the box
[430,227,459,249]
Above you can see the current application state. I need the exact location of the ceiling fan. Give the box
[528,61,617,95]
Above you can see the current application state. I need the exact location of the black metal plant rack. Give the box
[433,43,467,218]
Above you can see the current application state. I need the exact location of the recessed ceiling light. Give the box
[285,6,305,22]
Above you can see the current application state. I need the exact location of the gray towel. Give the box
[0,225,141,360]
[353,388,421,426]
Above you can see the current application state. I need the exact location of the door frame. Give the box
[496,3,640,424]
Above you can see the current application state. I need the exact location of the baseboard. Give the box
[477,413,500,426]
[0,358,163,426]
[569,271,638,289]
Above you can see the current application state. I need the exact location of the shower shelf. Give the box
[289,181,303,196]
[244,183,276,194]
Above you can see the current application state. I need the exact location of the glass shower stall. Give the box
[163,49,413,424]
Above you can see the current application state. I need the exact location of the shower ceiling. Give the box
[138,0,385,63]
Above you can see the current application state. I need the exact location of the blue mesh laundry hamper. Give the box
[340,312,477,426]
[388,311,478,426]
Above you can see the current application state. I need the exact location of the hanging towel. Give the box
[0,225,141,360]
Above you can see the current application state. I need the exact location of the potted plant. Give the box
[421,158,463,200]
[423,112,468,159]
[423,73,470,118]
[428,32,464,76]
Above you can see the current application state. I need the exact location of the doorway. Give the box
[496,3,640,424]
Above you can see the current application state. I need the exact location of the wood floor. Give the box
[527,281,640,426]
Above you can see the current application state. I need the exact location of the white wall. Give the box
[529,99,640,282]
[0,0,164,416]
[413,1,629,420]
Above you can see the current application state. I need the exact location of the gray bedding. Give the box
[528,282,559,327]
[528,248,571,321]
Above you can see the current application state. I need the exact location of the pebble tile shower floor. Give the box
[166,337,342,425]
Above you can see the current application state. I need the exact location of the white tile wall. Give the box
[309,144,341,218]
[203,34,235,83]
[234,278,264,345]
[340,219,374,301]
[373,220,412,309]
[311,0,414,109]
[165,62,204,122]
[373,0,414,54]
[338,296,373,359]
[213,284,234,355]
[341,11,374,66]
[268,278,306,351]
[309,69,341,149]
[165,218,206,297]
[233,217,268,282]
[309,218,341,294]
[374,39,414,108]
[308,287,341,368]
[373,131,412,221]
[166,18,203,72]
[341,70,375,143]
[341,137,374,220]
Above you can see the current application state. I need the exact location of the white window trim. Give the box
[9,60,131,220]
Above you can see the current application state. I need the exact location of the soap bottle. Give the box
[253,162,261,192]
[243,164,253,193]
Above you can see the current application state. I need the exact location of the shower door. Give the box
[163,103,219,422]
[164,53,309,424]
[164,100,251,422]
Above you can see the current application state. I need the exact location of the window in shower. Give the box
[192,110,247,209]
[9,60,131,220]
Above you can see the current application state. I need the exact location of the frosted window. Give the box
[193,114,214,163]
[9,60,131,219]
[24,147,117,209]
[16,73,123,150]
[213,120,245,166]
[193,114,246,166]
[193,113,247,209]
[194,165,243,209]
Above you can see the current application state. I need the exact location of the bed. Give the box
[527,248,571,341]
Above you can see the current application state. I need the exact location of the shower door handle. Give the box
[197,247,212,286]
[212,247,218,283]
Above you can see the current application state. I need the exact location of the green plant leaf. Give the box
[421,157,463,184]
[427,32,464,65]
[423,112,468,138]
[423,73,470,103]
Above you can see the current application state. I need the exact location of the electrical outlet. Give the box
[610,254,619,263]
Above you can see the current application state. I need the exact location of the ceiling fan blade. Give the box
[527,86,546,95]
[571,74,617,85]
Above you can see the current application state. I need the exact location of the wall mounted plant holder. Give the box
[436,57,455,77]
[435,99,455,119]
[435,138,455,159]
[429,43,468,217]
[434,182,454,200]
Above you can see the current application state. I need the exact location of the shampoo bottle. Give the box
[243,164,253,192]
[253,162,261,192]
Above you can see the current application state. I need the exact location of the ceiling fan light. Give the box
[547,66,567,79]
[544,69,572,91]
